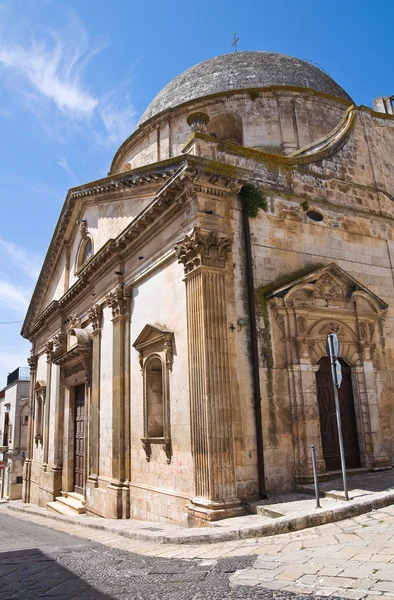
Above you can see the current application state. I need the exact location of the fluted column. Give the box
[52,333,66,476]
[22,352,37,503]
[43,341,53,468]
[106,285,131,518]
[175,227,242,521]
[87,304,103,487]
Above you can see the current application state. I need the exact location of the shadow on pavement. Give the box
[0,548,115,600]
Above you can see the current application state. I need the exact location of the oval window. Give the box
[306,210,324,222]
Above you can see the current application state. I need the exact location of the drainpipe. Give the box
[242,198,266,499]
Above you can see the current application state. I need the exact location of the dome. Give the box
[138,51,352,127]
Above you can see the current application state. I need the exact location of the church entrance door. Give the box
[316,358,360,471]
[73,384,85,494]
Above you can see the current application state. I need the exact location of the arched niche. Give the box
[145,355,164,438]
[209,113,243,145]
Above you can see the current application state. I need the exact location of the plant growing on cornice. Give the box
[300,200,310,212]
[240,183,267,217]
[247,89,260,101]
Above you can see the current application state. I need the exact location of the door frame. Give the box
[316,357,361,471]
[61,372,89,499]
[73,384,86,494]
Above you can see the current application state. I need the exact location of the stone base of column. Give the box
[107,479,125,519]
[371,453,391,470]
[22,460,31,503]
[87,474,99,488]
[121,481,130,519]
[187,496,244,523]
[295,458,327,484]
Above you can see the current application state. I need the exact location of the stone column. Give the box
[87,304,103,488]
[22,352,37,503]
[175,227,242,522]
[51,332,66,495]
[355,349,390,470]
[106,285,131,518]
[43,341,53,468]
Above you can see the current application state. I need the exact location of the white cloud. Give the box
[97,73,137,148]
[0,237,42,281]
[0,280,31,314]
[0,20,98,117]
[0,7,137,151]
[58,157,78,184]
[0,235,41,387]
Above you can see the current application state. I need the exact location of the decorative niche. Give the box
[132,324,174,464]
[75,220,94,272]
[34,380,46,448]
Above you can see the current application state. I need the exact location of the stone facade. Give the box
[0,370,30,500]
[22,52,394,525]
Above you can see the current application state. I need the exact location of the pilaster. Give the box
[22,352,37,503]
[106,285,131,518]
[43,341,53,468]
[87,303,103,487]
[175,227,242,521]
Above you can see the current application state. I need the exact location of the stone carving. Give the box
[88,303,103,332]
[360,322,367,339]
[314,274,342,301]
[141,439,151,462]
[297,316,307,334]
[164,339,173,369]
[52,332,67,353]
[298,337,315,360]
[163,440,172,464]
[67,314,81,330]
[106,285,130,319]
[186,112,210,133]
[27,353,37,374]
[175,227,233,274]
[65,362,86,379]
[80,220,88,239]
[277,313,286,338]
[45,341,53,363]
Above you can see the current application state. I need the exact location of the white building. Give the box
[0,368,30,500]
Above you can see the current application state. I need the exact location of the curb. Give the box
[7,491,394,545]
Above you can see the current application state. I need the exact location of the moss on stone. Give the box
[240,183,267,217]
[257,264,324,304]
[300,200,310,212]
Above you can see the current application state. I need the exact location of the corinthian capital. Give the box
[106,285,131,319]
[88,303,103,332]
[27,352,37,374]
[174,227,233,274]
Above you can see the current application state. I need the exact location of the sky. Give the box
[0,0,392,388]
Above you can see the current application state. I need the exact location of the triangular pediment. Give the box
[267,263,388,313]
[133,324,173,351]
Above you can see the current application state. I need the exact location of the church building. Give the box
[22,52,394,524]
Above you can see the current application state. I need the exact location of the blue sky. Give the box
[0,0,392,387]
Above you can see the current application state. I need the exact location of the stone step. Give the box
[256,506,285,518]
[67,492,86,506]
[47,501,78,516]
[54,495,86,514]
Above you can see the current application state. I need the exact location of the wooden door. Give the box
[316,358,360,471]
[74,385,85,494]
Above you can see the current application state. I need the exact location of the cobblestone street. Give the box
[1,503,394,599]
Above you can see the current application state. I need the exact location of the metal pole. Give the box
[332,382,349,501]
[311,445,321,509]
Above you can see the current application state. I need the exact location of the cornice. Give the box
[111,86,351,175]
[21,157,192,340]
[23,157,250,340]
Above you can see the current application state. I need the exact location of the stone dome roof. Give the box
[138,52,352,126]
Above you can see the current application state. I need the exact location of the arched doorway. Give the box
[316,357,360,471]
